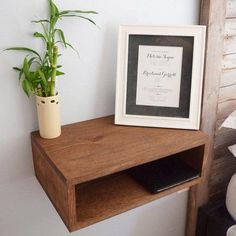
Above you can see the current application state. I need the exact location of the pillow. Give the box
[226,173,236,222]
[227,225,236,236]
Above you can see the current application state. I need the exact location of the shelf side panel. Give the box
[32,141,76,230]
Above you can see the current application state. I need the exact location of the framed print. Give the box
[115,25,206,130]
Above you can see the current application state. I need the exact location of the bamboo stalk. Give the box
[50,45,58,96]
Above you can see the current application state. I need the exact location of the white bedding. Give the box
[227,225,236,236]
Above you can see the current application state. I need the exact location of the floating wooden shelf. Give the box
[31,116,209,233]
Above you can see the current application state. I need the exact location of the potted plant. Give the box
[4,0,97,139]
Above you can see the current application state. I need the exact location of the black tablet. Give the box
[129,156,200,194]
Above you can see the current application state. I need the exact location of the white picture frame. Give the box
[115,25,206,130]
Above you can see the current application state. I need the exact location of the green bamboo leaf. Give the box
[41,66,51,81]
[33,32,46,41]
[55,29,66,47]
[12,67,21,72]
[49,0,55,18]
[28,57,41,67]
[60,10,98,15]
[38,69,49,96]
[42,65,51,71]
[29,72,36,80]
[60,14,97,26]
[56,70,65,76]
[28,57,37,65]
[49,0,59,29]
[56,41,79,55]
[23,57,35,83]
[53,2,60,16]
[23,57,30,78]
[13,67,24,82]
[23,57,29,68]
[18,69,23,81]
[32,19,50,24]
[65,42,79,55]
[38,70,48,86]
[29,73,38,92]
[39,22,50,42]
[22,79,32,97]
[32,79,41,83]
[28,56,42,68]
[4,47,42,61]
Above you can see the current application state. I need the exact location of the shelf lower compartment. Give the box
[73,171,202,230]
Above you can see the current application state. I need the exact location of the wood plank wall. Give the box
[209,0,236,199]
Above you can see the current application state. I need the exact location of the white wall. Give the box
[0,0,200,235]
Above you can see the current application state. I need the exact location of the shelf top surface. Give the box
[31,116,208,184]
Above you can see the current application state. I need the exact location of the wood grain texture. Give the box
[224,36,236,55]
[200,0,226,205]
[217,99,236,120]
[214,145,232,159]
[219,84,236,103]
[220,67,236,88]
[186,186,198,236]
[210,151,236,187]
[199,0,236,215]
[214,128,236,149]
[31,115,209,233]
[226,0,236,18]
[224,18,236,54]
[222,53,236,71]
[32,116,208,185]
[185,141,209,236]
[200,0,236,206]
[225,18,236,38]
[32,142,76,230]
[190,0,228,235]
[73,172,201,230]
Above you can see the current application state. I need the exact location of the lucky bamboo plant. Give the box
[5,0,97,97]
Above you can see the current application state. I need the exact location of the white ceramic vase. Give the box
[36,94,61,139]
[226,173,236,221]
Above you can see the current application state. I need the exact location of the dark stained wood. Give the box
[186,186,198,236]
[73,172,202,230]
[186,141,210,236]
[177,145,205,173]
[31,115,209,232]
[32,142,76,230]
[32,116,208,185]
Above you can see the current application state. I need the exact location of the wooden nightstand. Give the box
[31,116,209,234]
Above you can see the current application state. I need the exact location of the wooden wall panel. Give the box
[224,19,236,54]
[226,0,236,18]
[219,84,236,103]
[199,0,227,204]
[222,54,236,71]
[224,37,236,55]
[225,18,236,37]
[218,100,236,120]
[221,67,236,87]
[214,131,236,149]
[205,0,236,199]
